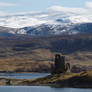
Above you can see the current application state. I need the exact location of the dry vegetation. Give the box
[19,70,92,88]
[1,70,92,88]
[0,34,91,72]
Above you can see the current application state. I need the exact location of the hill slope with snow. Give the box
[0,6,92,36]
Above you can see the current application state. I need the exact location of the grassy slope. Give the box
[1,70,92,88]
[0,34,92,72]
[20,71,92,88]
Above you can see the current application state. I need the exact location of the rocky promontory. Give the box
[0,54,92,88]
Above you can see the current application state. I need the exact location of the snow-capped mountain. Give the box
[0,6,92,36]
[1,22,92,37]
[17,23,92,36]
[1,12,92,28]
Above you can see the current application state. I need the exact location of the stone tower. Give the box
[52,54,70,74]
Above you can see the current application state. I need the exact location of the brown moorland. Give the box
[0,34,92,72]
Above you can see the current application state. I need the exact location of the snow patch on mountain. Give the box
[0,16,49,28]
[0,5,92,28]
[0,6,92,36]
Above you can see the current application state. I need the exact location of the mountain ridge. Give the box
[0,22,92,37]
[0,8,92,37]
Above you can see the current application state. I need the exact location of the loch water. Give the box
[0,73,50,79]
[0,86,92,92]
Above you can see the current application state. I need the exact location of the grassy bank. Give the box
[19,70,92,88]
[0,71,92,88]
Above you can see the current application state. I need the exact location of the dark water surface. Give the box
[0,73,50,79]
[0,86,91,92]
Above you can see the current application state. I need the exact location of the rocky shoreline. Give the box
[0,54,92,88]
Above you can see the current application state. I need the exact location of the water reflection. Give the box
[0,73,50,79]
[0,86,91,92]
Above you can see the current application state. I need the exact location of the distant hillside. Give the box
[0,34,91,72]
[0,23,92,36]
[0,34,91,54]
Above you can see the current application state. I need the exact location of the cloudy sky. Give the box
[0,0,92,15]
